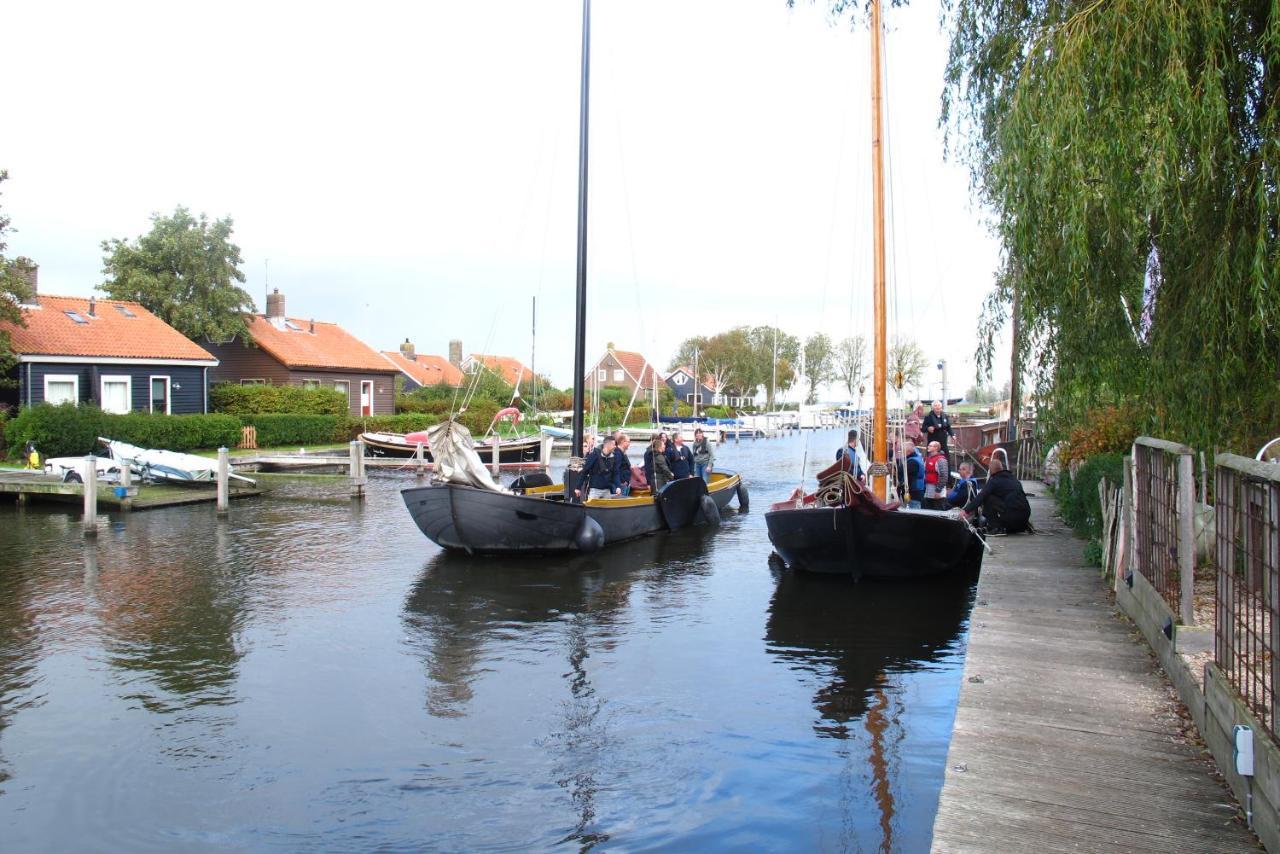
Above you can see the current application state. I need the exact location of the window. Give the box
[612,369,624,382]
[100,375,132,414]
[302,379,321,390]
[150,376,171,414]
[240,378,267,385]
[44,374,79,405]
[114,304,137,318]
[597,369,606,381]
[63,310,88,325]
[673,373,687,386]
[334,380,351,403]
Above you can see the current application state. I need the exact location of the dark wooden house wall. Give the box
[17,362,209,413]
[205,342,396,416]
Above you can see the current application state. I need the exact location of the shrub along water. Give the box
[211,383,348,416]
[1055,452,1126,566]
[7,404,242,458]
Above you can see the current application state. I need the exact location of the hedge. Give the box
[239,414,342,447]
[210,382,348,416]
[1055,452,1126,565]
[7,404,242,458]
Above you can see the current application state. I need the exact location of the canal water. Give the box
[0,427,976,852]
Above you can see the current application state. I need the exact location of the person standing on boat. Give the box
[904,402,926,446]
[667,433,696,479]
[644,435,674,492]
[835,429,867,481]
[902,438,925,508]
[612,431,634,496]
[961,456,1031,534]
[922,400,954,455]
[923,440,950,509]
[576,435,622,500]
[948,461,980,509]
[691,428,715,482]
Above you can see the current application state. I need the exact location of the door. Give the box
[360,381,373,416]
[150,376,170,414]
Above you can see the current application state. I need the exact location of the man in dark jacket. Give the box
[962,457,1031,533]
[921,400,954,455]
[902,439,925,508]
[576,435,621,500]
[612,431,634,495]
[666,433,696,479]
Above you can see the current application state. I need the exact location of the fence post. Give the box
[540,431,553,474]
[82,456,98,537]
[217,447,230,515]
[1178,451,1196,626]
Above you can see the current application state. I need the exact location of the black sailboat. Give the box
[764,0,981,580]
[400,0,747,555]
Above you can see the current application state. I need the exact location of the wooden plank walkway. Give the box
[932,483,1258,852]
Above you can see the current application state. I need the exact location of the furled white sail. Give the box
[426,420,510,493]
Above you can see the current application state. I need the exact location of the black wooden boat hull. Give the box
[765,505,981,580]
[362,432,542,463]
[402,471,745,554]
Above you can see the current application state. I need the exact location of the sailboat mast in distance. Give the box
[869,0,889,501]
[571,0,592,457]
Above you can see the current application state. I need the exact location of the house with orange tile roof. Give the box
[203,288,397,416]
[463,353,529,387]
[586,345,660,396]
[381,339,465,391]
[0,266,219,414]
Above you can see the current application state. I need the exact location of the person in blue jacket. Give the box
[947,461,980,509]
[612,431,634,496]
[666,433,696,479]
[575,435,621,500]
[902,438,925,508]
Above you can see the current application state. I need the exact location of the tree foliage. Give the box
[802,332,835,404]
[671,325,799,407]
[888,336,928,397]
[943,0,1280,451]
[835,335,868,398]
[0,171,34,383]
[99,207,256,344]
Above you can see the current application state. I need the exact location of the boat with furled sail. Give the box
[400,0,747,555]
[764,0,981,581]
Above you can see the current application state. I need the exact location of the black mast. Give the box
[570,0,592,457]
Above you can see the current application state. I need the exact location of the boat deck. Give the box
[931,483,1254,851]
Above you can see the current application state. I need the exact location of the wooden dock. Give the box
[932,484,1257,852]
[0,470,259,509]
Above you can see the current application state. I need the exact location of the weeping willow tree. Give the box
[942,0,1280,452]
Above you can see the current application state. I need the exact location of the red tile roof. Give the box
[246,314,393,373]
[381,351,465,387]
[469,353,528,386]
[591,349,658,387]
[2,295,216,361]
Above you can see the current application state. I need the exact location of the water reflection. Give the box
[766,569,975,852]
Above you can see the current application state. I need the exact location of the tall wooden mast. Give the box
[570,0,592,457]
[869,0,888,500]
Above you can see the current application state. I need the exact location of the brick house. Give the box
[0,267,218,414]
[585,346,659,396]
[204,289,397,416]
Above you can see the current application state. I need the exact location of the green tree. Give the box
[99,207,255,343]
[941,0,1280,451]
[888,337,928,399]
[801,333,835,405]
[834,335,867,400]
[0,171,35,384]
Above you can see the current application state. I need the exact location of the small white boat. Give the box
[98,437,255,485]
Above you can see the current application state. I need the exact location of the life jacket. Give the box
[925,453,943,485]
[907,451,925,493]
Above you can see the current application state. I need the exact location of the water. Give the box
[0,428,976,852]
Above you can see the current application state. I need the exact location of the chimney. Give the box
[266,288,285,320]
[448,339,462,367]
[309,318,315,334]
[88,296,96,317]
[400,337,416,361]
[13,260,38,306]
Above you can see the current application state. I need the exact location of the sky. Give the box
[2,0,1006,403]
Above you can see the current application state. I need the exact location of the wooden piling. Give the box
[82,456,98,537]
[540,431,554,474]
[216,447,230,515]
[119,460,133,511]
[491,440,500,477]
[350,440,367,499]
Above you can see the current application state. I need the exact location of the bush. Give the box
[210,383,348,416]
[239,414,342,447]
[1056,452,1126,542]
[1061,405,1140,465]
[7,404,241,457]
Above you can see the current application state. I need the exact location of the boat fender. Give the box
[699,494,721,527]
[574,515,605,553]
[736,482,750,513]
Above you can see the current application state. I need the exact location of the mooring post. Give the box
[1178,450,1196,626]
[119,460,133,511]
[350,440,366,499]
[216,447,230,515]
[82,456,98,537]
[414,440,426,478]
[491,439,501,477]
[540,431,554,474]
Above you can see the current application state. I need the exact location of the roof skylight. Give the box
[64,310,88,324]
[114,304,137,318]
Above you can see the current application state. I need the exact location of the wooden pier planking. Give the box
[931,483,1258,852]
[0,471,259,509]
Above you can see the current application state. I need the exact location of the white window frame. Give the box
[597,369,606,381]
[612,368,624,382]
[240,378,267,386]
[149,375,172,414]
[100,374,132,414]
[334,380,351,405]
[302,379,321,390]
[44,374,79,406]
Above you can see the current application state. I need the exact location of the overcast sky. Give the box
[3,0,1005,402]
